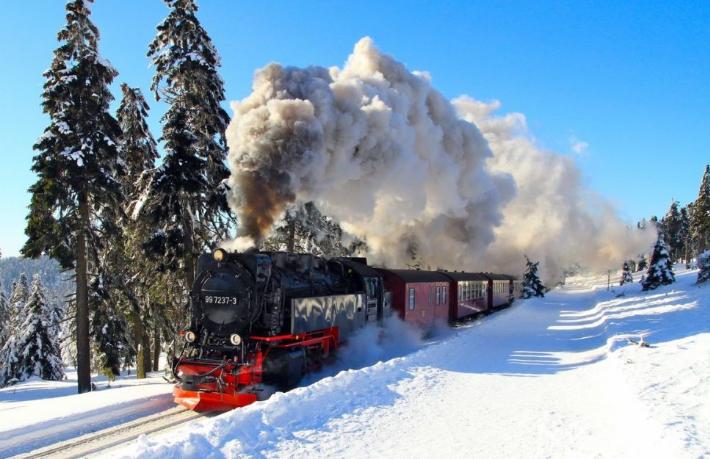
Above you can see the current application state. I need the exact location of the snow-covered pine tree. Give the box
[116,83,161,379]
[689,165,710,255]
[117,84,159,198]
[0,333,20,387]
[636,254,648,272]
[22,0,123,393]
[679,205,691,265]
[697,250,710,285]
[0,288,10,386]
[626,259,637,272]
[522,256,546,298]
[264,202,367,256]
[44,296,64,344]
[143,0,233,289]
[9,273,30,306]
[8,273,30,325]
[661,200,683,262]
[0,280,9,340]
[13,276,65,383]
[89,270,128,381]
[619,261,633,285]
[641,236,675,291]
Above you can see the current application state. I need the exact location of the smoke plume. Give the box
[225,37,654,281]
[453,97,655,281]
[226,37,514,269]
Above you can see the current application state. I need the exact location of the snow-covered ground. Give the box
[0,370,173,456]
[106,268,709,458]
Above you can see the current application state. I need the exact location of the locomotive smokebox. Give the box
[196,268,253,336]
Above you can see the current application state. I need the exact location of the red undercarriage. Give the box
[173,327,339,412]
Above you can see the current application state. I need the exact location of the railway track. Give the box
[15,406,208,459]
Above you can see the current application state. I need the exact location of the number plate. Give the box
[203,295,239,305]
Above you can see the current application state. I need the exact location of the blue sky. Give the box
[1,0,708,257]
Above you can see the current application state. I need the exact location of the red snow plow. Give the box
[173,328,339,412]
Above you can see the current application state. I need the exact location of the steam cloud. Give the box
[226,37,654,281]
[226,37,514,269]
[453,97,655,281]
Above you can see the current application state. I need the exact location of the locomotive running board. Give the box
[174,386,258,412]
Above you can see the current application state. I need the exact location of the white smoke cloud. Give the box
[453,97,655,281]
[225,37,654,282]
[225,37,514,269]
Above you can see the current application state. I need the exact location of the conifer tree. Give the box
[116,84,160,379]
[8,273,30,325]
[142,0,233,290]
[38,289,64,346]
[117,84,159,198]
[1,275,31,386]
[89,270,129,380]
[619,261,633,285]
[90,277,127,382]
[636,254,648,272]
[697,250,710,285]
[13,276,65,383]
[9,273,30,308]
[0,333,20,387]
[689,165,710,255]
[0,280,11,351]
[264,202,367,256]
[641,236,675,291]
[22,0,122,393]
[679,206,691,264]
[522,256,546,298]
[661,200,683,262]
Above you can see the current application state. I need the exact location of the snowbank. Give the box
[0,371,172,456]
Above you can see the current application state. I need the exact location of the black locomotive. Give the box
[174,249,389,410]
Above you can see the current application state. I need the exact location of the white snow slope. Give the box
[108,268,709,459]
[0,371,173,457]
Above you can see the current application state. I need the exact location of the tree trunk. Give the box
[76,195,91,393]
[132,312,147,379]
[152,323,160,372]
[183,212,196,291]
[287,218,296,252]
[142,325,152,376]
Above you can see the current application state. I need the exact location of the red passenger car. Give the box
[487,273,516,308]
[377,269,451,330]
[440,272,490,321]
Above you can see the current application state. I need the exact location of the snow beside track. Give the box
[110,268,710,458]
[0,371,173,457]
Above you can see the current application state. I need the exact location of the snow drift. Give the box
[225,37,654,280]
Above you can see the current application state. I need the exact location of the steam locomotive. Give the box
[173,248,519,411]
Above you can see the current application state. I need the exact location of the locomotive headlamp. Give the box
[185,330,197,343]
[229,334,242,346]
[213,248,226,262]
